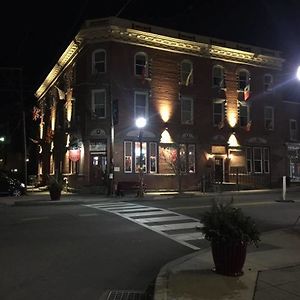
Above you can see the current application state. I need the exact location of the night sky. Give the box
[1,0,300,96]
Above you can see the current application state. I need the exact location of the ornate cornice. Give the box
[35,17,284,99]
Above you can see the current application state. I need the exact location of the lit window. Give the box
[149,142,157,173]
[124,141,133,173]
[181,97,193,124]
[135,142,147,173]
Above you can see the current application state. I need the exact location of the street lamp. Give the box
[296,66,300,81]
[135,117,147,197]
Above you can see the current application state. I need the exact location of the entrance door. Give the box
[90,154,107,185]
[214,157,224,183]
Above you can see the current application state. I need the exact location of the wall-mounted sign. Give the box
[211,145,226,154]
[230,150,246,167]
[69,149,81,162]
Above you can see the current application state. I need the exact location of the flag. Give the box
[55,86,65,100]
[185,67,193,86]
[218,120,224,129]
[32,106,41,121]
[245,120,252,131]
[244,84,250,101]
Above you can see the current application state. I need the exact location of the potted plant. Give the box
[200,198,260,276]
[47,175,63,200]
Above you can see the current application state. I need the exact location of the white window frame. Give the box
[264,74,273,92]
[135,142,147,173]
[238,69,250,91]
[239,102,249,127]
[124,141,133,173]
[91,89,106,119]
[134,52,148,77]
[181,96,194,124]
[212,65,225,88]
[134,91,148,119]
[263,148,270,174]
[253,147,263,174]
[181,59,193,86]
[213,99,225,127]
[290,119,298,141]
[149,142,157,173]
[264,106,274,130]
[92,49,106,74]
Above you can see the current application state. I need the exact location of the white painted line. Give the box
[84,202,135,208]
[21,216,49,222]
[134,215,193,223]
[109,207,158,213]
[107,206,148,211]
[151,222,203,231]
[78,213,98,217]
[169,232,204,241]
[120,210,174,217]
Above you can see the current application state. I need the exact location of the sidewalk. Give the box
[153,227,300,300]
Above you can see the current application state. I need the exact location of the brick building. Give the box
[34,17,298,192]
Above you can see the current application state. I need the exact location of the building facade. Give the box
[34,17,297,192]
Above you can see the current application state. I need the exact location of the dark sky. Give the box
[1,0,300,96]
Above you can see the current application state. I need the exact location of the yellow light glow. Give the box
[205,152,214,160]
[66,134,70,148]
[228,133,240,148]
[51,106,56,131]
[160,129,173,143]
[227,110,238,127]
[160,106,171,123]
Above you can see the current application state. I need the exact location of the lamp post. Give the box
[135,117,146,197]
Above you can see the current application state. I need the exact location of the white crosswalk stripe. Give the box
[84,202,204,250]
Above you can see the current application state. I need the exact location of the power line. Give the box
[115,0,134,17]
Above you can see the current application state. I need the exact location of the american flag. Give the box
[32,106,41,121]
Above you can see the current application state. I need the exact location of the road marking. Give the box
[21,216,49,222]
[84,202,204,250]
[78,213,99,217]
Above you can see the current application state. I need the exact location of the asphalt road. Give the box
[0,190,299,300]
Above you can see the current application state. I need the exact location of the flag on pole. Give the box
[55,86,65,100]
[244,84,250,101]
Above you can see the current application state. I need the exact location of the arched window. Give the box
[92,49,106,74]
[212,65,225,88]
[135,52,148,77]
[264,74,273,92]
[237,69,250,91]
[181,60,193,86]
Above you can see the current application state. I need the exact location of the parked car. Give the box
[0,171,26,196]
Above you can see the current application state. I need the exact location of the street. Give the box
[0,189,299,300]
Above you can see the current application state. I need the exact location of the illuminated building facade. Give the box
[35,17,296,192]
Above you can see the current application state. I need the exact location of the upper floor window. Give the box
[92,49,106,73]
[290,119,298,141]
[264,74,273,92]
[181,96,193,124]
[264,106,274,130]
[213,99,225,127]
[212,65,225,88]
[237,69,250,91]
[134,91,148,119]
[239,102,249,127]
[91,89,106,119]
[135,52,148,77]
[181,60,193,86]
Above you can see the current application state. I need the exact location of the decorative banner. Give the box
[69,149,80,162]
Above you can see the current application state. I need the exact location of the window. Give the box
[290,119,298,141]
[158,144,195,174]
[149,142,157,173]
[92,89,106,118]
[134,91,148,119]
[238,69,250,91]
[123,141,157,174]
[181,97,193,124]
[263,148,270,173]
[253,147,262,173]
[135,52,147,77]
[135,142,147,173]
[264,74,273,92]
[92,49,106,73]
[212,65,225,88]
[239,103,249,127]
[264,106,274,130]
[181,60,193,86]
[124,141,133,173]
[213,99,225,127]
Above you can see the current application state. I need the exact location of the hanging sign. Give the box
[69,149,81,162]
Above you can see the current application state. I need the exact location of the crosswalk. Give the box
[83,202,204,250]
